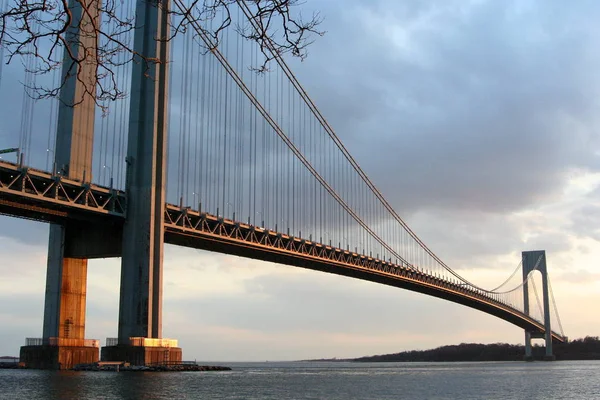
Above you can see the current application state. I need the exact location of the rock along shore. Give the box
[72,363,232,372]
[0,362,24,369]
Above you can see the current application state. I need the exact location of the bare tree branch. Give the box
[0,0,323,110]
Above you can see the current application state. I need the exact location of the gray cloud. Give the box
[293,0,600,215]
[523,232,573,255]
[0,216,48,246]
[557,269,600,284]
[570,204,600,241]
[406,209,523,267]
[1,0,599,360]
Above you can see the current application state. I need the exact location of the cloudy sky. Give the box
[1,0,600,361]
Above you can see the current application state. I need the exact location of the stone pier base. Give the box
[20,344,99,370]
[101,345,182,366]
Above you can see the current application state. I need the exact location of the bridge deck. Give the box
[0,160,567,343]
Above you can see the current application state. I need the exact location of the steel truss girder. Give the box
[0,163,566,343]
[163,204,566,343]
[0,160,126,223]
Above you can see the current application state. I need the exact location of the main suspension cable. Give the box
[172,0,414,269]
[234,1,525,294]
[531,277,545,322]
[489,261,523,292]
[548,275,565,336]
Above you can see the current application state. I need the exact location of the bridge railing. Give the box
[25,338,43,346]
[129,337,179,348]
[24,338,100,347]
[104,337,179,347]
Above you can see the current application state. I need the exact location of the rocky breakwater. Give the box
[0,362,25,369]
[72,362,232,372]
[137,364,232,372]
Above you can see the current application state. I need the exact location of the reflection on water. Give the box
[1,361,598,400]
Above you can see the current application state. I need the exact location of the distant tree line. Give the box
[352,336,600,362]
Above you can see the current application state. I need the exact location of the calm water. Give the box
[1,361,599,399]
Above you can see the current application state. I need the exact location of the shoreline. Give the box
[0,362,232,372]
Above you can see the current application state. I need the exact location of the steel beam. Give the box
[0,160,126,223]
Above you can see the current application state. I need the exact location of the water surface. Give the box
[1,361,598,399]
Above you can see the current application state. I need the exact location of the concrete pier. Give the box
[20,338,99,370]
[102,338,181,366]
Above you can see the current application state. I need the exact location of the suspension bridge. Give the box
[0,0,566,369]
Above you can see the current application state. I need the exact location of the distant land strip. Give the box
[306,336,600,362]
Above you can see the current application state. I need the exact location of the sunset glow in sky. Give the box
[1,0,599,361]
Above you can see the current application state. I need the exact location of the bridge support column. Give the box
[524,331,533,361]
[101,0,181,365]
[522,250,555,361]
[20,0,100,370]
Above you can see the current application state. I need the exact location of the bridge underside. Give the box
[164,222,564,343]
[0,161,566,345]
[161,206,566,343]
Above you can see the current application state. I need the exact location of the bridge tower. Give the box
[522,250,554,361]
[19,0,101,369]
[100,0,182,365]
[19,0,179,368]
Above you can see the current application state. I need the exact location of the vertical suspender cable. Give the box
[547,276,565,336]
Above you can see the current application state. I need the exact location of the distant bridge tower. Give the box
[522,250,555,361]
